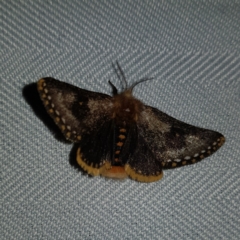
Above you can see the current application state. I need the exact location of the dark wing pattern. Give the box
[76,120,117,176]
[123,125,164,182]
[37,78,113,142]
[104,121,163,182]
[38,78,117,176]
[126,105,225,172]
[37,77,225,182]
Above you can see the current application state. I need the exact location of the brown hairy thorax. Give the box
[112,89,143,123]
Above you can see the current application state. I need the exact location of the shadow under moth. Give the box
[37,62,225,182]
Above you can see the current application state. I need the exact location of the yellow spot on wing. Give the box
[172,162,177,167]
[37,79,45,91]
[218,137,225,146]
[125,164,163,183]
[66,132,71,138]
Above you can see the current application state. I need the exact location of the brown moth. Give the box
[37,62,225,182]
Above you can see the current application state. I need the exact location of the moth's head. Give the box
[110,62,153,123]
[109,61,153,96]
[109,78,153,96]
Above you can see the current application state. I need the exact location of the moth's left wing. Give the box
[133,105,225,170]
[37,78,113,142]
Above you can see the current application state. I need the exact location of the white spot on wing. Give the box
[174,159,181,162]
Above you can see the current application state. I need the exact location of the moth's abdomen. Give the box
[114,128,127,163]
[101,126,128,179]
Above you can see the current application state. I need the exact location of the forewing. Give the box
[37,78,113,142]
[136,105,225,169]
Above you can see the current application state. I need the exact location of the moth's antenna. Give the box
[130,77,154,92]
[112,61,153,92]
[112,62,121,80]
[116,61,128,90]
[112,62,122,89]
[108,80,118,95]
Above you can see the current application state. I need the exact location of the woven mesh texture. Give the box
[1,1,240,239]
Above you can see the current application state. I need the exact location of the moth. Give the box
[37,62,225,182]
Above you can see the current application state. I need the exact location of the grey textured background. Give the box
[1,1,240,239]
